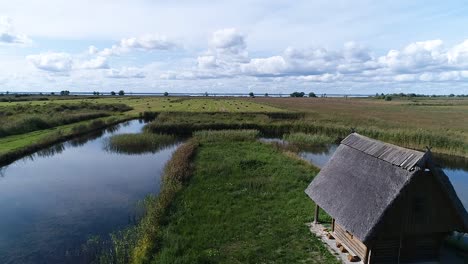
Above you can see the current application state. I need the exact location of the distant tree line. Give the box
[374,93,467,100]
[289,91,318,97]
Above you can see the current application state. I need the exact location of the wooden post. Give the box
[314,204,320,224]
[363,247,370,264]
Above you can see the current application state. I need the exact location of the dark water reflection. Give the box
[0,120,180,264]
[260,138,468,209]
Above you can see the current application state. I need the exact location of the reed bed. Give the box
[193,129,259,142]
[283,132,335,146]
[105,133,177,154]
[145,112,467,157]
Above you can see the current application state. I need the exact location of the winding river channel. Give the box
[0,120,180,264]
[0,127,466,263]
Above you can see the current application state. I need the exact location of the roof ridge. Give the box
[341,133,426,171]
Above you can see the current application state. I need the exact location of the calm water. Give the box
[260,138,468,209]
[0,120,180,264]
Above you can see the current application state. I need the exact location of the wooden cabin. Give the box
[305,133,468,263]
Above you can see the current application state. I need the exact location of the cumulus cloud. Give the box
[0,16,31,45]
[377,40,447,73]
[241,56,287,76]
[211,28,246,53]
[27,52,73,72]
[97,34,176,56]
[27,51,109,72]
[88,45,98,55]
[171,32,468,87]
[121,35,175,50]
[78,56,109,69]
[106,67,145,78]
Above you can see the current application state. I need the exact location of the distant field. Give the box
[252,97,468,148]
[251,97,468,134]
[0,96,284,114]
[0,95,467,158]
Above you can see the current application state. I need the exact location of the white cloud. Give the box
[297,73,342,82]
[448,40,468,65]
[97,34,176,57]
[27,52,73,72]
[120,34,175,50]
[88,45,98,55]
[172,35,468,91]
[27,51,109,72]
[211,28,246,53]
[106,67,145,79]
[378,40,447,73]
[197,55,217,69]
[78,56,109,69]
[241,56,287,76]
[0,16,31,45]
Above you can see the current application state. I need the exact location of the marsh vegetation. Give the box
[0,95,467,264]
[106,133,177,154]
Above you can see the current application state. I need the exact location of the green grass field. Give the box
[1,95,467,163]
[253,97,468,136]
[0,97,282,164]
[153,137,337,263]
[0,97,283,114]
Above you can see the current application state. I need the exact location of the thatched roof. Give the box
[305,133,468,244]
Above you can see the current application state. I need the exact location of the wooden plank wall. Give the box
[334,224,367,259]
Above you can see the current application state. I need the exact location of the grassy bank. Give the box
[93,130,337,263]
[0,102,132,138]
[137,131,335,263]
[95,140,199,264]
[0,116,132,165]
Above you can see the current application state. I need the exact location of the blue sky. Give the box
[1,0,468,94]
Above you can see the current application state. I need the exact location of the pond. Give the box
[0,120,180,264]
[260,138,468,210]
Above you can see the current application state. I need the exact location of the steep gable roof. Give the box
[305,133,468,244]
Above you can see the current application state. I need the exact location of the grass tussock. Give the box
[106,133,176,154]
[283,132,335,146]
[193,129,259,142]
[96,141,198,264]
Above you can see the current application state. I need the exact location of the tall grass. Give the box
[0,113,109,138]
[145,112,468,157]
[283,132,335,146]
[0,102,133,138]
[193,129,259,142]
[105,133,177,154]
